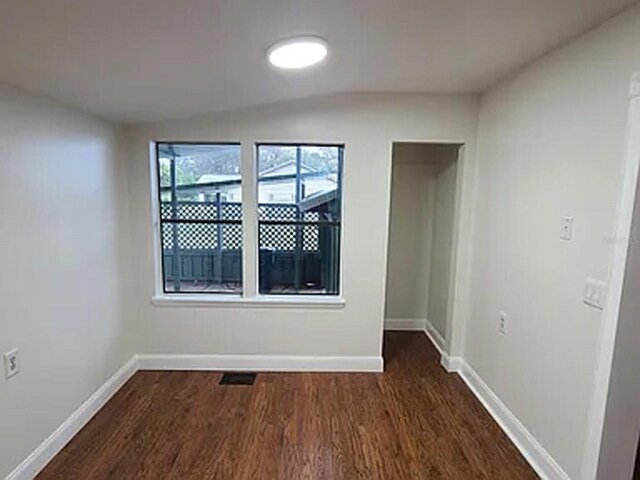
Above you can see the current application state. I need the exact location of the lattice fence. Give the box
[162,201,319,251]
[257,204,319,251]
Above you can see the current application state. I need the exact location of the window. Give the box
[153,142,344,300]
[156,142,243,294]
[257,144,343,295]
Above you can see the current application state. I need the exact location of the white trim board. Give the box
[5,356,138,480]
[136,354,383,372]
[384,317,426,330]
[440,353,463,373]
[423,319,445,354]
[448,360,570,480]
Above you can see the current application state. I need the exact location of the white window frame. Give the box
[149,140,346,308]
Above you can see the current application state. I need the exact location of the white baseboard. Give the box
[423,320,445,354]
[440,353,464,373]
[458,362,570,480]
[423,318,563,478]
[137,354,384,372]
[384,317,426,331]
[6,356,138,480]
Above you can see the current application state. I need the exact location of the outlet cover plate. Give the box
[560,217,574,240]
[3,348,20,379]
[499,312,508,335]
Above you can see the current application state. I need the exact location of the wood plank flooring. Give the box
[37,332,537,479]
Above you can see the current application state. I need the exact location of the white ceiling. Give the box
[0,0,633,124]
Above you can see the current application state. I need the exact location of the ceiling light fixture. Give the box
[267,36,328,70]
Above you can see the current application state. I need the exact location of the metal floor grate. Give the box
[219,372,257,385]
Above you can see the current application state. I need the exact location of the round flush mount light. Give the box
[267,36,328,70]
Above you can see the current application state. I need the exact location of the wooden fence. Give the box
[161,198,339,293]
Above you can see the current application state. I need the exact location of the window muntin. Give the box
[156,142,242,294]
[256,144,343,295]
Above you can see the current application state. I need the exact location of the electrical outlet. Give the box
[499,312,507,335]
[560,217,574,240]
[3,349,20,379]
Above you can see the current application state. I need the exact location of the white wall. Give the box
[467,4,640,478]
[385,161,435,320]
[128,94,478,358]
[428,160,458,339]
[0,86,133,478]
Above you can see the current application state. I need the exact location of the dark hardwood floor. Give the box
[37,332,537,479]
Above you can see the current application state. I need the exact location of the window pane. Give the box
[157,143,242,294]
[257,144,342,295]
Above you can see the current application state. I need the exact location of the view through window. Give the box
[257,144,343,295]
[155,142,343,296]
[157,142,243,294]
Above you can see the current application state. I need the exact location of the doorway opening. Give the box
[383,142,462,355]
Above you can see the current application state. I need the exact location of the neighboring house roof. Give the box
[172,163,337,202]
[298,188,338,212]
[258,160,315,177]
[196,174,241,184]
[194,162,336,187]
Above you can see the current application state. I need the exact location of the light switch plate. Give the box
[584,278,607,310]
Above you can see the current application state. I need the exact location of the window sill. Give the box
[151,294,346,309]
